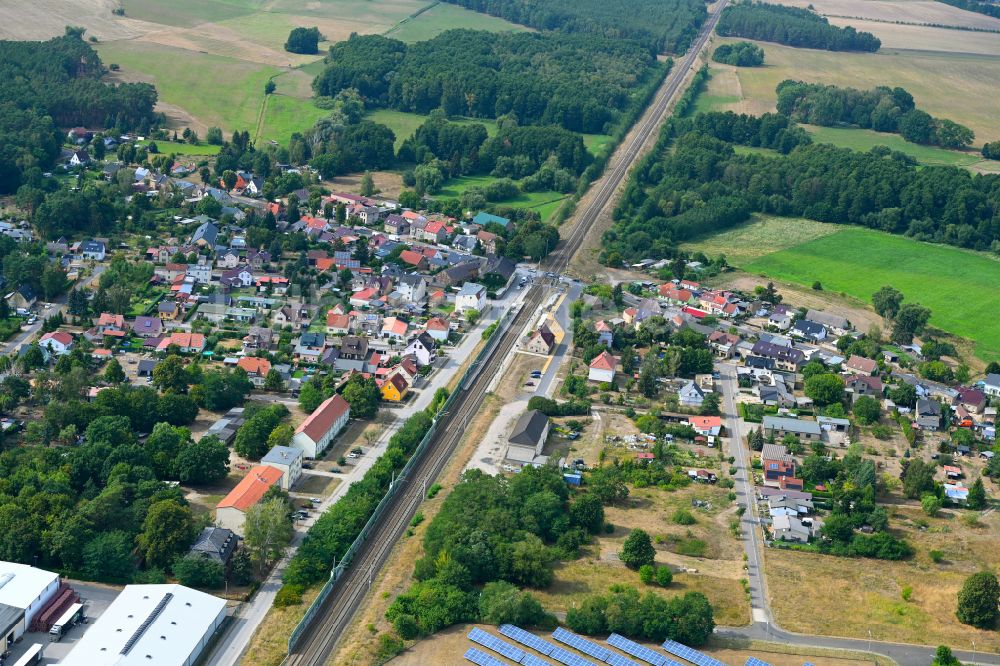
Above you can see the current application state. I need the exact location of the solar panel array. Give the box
[469,627,527,662]
[550,646,599,666]
[553,628,612,661]
[465,647,507,666]
[523,655,556,666]
[745,658,772,666]
[607,634,684,666]
[606,652,643,666]
[661,640,727,666]
[501,624,558,656]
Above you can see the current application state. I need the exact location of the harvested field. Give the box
[776,0,1000,30]
[0,0,159,40]
[320,171,406,201]
[827,18,1000,56]
[727,38,1000,143]
[386,2,529,42]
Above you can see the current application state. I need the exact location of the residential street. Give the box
[715,361,1000,666]
[205,272,533,666]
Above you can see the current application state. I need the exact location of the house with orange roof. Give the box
[423,316,450,342]
[688,416,722,437]
[350,287,379,308]
[157,332,206,354]
[237,356,272,387]
[595,320,614,348]
[326,311,351,336]
[588,350,617,383]
[292,394,350,458]
[381,316,409,341]
[399,250,427,270]
[316,257,336,272]
[420,220,448,243]
[96,312,128,335]
[215,466,283,534]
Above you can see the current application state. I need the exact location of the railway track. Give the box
[281,4,726,663]
[285,286,543,666]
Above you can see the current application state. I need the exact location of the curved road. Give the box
[716,362,1000,665]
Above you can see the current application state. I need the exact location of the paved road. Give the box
[716,362,1000,665]
[205,275,532,666]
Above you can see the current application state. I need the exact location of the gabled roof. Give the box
[509,410,549,446]
[296,394,350,442]
[217,466,282,511]
[237,356,271,375]
[845,355,878,374]
[589,350,616,371]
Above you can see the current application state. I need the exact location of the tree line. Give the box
[606,110,1000,264]
[312,30,659,134]
[717,2,881,52]
[776,80,974,148]
[0,34,158,194]
[438,0,707,53]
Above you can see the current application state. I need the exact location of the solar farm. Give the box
[460,625,813,666]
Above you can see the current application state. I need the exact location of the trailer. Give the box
[11,644,43,666]
[48,603,83,642]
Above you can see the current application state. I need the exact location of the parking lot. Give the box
[6,581,121,665]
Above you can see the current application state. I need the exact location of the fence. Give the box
[286,303,522,654]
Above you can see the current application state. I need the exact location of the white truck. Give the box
[48,603,83,642]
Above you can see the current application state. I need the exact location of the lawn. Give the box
[804,125,984,168]
[365,110,499,150]
[122,0,258,28]
[435,175,568,222]
[743,226,1000,359]
[138,139,221,156]
[680,214,842,267]
[97,41,278,133]
[385,2,529,42]
[692,93,741,115]
[258,94,329,144]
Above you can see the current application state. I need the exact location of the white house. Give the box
[679,381,705,407]
[292,394,350,458]
[80,239,106,261]
[588,350,616,383]
[260,445,303,490]
[456,282,487,313]
[186,263,212,284]
[396,275,426,303]
[39,331,74,356]
[404,332,436,367]
[984,373,1000,398]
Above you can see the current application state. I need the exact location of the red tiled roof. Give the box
[218,466,282,511]
[296,395,350,442]
[589,351,616,371]
[400,250,424,266]
[689,416,722,430]
[237,357,271,376]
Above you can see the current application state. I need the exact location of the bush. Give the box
[426,483,442,499]
[655,566,673,587]
[619,529,656,569]
[957,571,1000,629]
[374,633,405,665]
[274,584,304,607]
[671,508,697,525]
[929,549,944,563]
[173,555,224,589]
[639,564,656,584]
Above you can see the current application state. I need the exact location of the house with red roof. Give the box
[424,316,450,343]
[658,285,692,304]
[350,287,379,308]
[39,331,74,356]
[688,416,722,437]
[399,250,427,270]
[326,312,351,336]
[237,357,272,387]
[844,354,878,376]
[157,332,206,354]
[588,351,617,383]
[215,466,283,534]
[292,395,350,458]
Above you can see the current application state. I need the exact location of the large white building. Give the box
[60,584,226,666]
[292,394,350,458]
[260,445,303,490]
[0,561,61,648]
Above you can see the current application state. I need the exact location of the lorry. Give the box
[48,603,83,642]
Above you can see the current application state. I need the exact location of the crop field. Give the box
[385,1,528,42]
[826,17,1000,57]
[742,227,1000,359]
[715,37,1000,143]
[0,0,157,41]
[137,139,221,156]
[97,40,278,133]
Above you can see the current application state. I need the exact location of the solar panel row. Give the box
[500,624,558,656]
[465,647,507,666]
[469,627,527,662]
[550,646,599,666]
[745,657,772,666]
[553,628,612,661]
[606,652,643,666]
[522,655,556,666]
[661,640,727,666]
[608,634,683,666]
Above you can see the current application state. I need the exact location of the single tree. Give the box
[872,285,904,320]
[956,571,1000,629]
[103,357,126,384]
[966,477,987,510]
[619,529,656,569]
[136,500,196,570]
[243,498,294,573]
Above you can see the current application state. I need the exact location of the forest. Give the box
[312,30,659,134]
[438,0,707,53]
[606,110,1000,263]
[776,81,974,148]
[0,33,158,194]
[712,41,764,66]
[717,2,881,52]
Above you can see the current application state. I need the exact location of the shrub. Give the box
[619,529,656,569]
[655,566,673,587]
[672,508,697,525]
[639,564,655,585]
[374,633,405,665]
[274,584,304,607]
[929,549,944,563]
[901,585,913,601]
[426,483,442,498]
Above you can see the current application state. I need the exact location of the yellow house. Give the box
[381,374,409,402]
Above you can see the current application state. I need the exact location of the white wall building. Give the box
[456,282,487,313]
[260,445,303,490]
[292,394,350,458]
[60,584,226,666]
[0,561,61,648]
